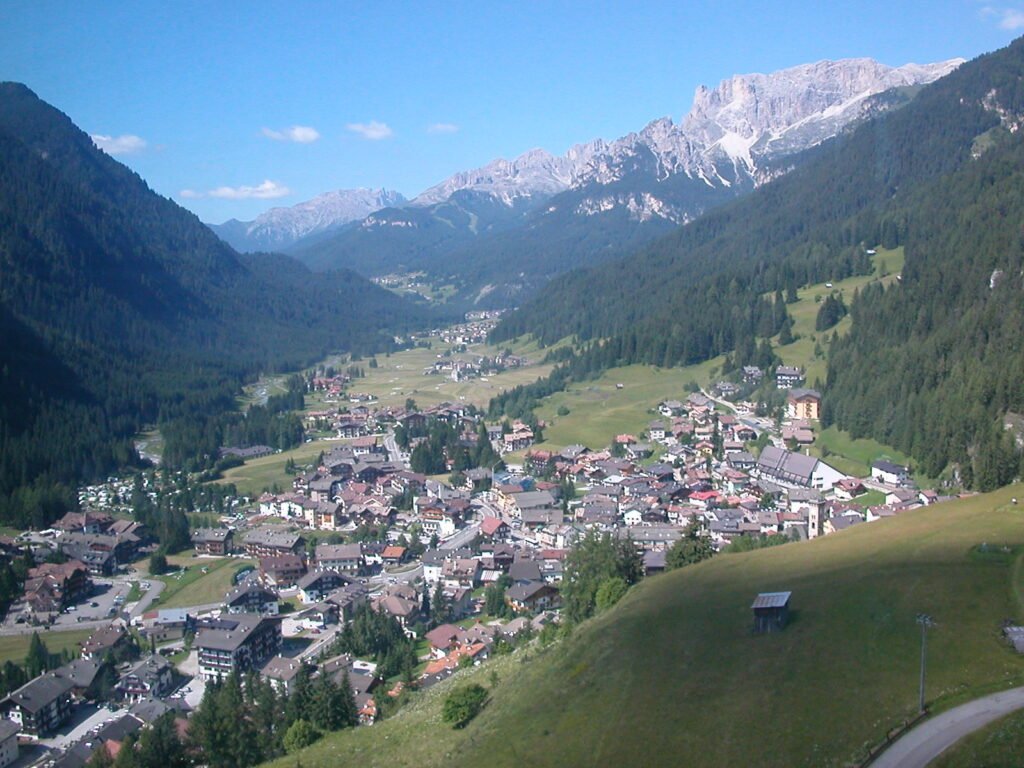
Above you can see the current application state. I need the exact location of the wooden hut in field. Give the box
[751,591,791,633]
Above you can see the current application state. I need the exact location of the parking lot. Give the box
[3,578,133,633]
[48,579,133,628]
[39,701,130,751]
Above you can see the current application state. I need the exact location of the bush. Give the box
[283,719,321,753]
[442,683,488,728]
[148,552,169,575]
[594,576,628,613]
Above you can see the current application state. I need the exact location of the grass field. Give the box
[303,335,562,414]
[809,425,916,480]
[213,440,329,497]
[280,483,1024,768]
[853,489,887,508]
[0,629,94,666]
[774,247,904,386]
[530,358,725,450]
[151,555,254,609]
[933,707,1024,767]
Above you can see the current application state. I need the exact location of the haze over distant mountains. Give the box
[210,187,406,253]
[210,56,962,294]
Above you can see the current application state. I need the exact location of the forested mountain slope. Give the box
[292,60,955,306]
[0,83,432,525]
[492,37,1024,486]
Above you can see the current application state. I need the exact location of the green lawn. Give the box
[933,707,1024,767]
[531,358,724,451]
[278,483,1024,768]
[212,440,329,497]
[806,424,916,480]
[305,338,558,413]
[0,629,94,666]
[151,556,254,610]
[125,582,142,603]
[853,489,887,508]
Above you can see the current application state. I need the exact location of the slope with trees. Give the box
[490,38,1024,487]
[0,82,439,526]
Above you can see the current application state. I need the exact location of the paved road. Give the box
[871,687,1024,768]
[129,579,165,618]
[440,522,481,551]
[383,430,408,465]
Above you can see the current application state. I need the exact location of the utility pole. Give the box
[916,613,935,713]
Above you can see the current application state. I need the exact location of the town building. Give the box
[314,543,364,574]
[0,673,74,737]
[871,460,910,486]
[756,446,844,491]
[116,655,174,703]
[242,528,305,559]
[195,614,282,681]
[224,579,279,615]
[785,389,822,420]
[775,366,804,389]
[192,528,233,556]
[0,720,17,768]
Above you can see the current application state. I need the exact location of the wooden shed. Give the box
[751,591,791,633]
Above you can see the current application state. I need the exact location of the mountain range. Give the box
[210,187,406,253]
[492,36,1024,489]
[214,57,961,303]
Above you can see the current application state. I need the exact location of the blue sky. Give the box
[1,1,1021,223]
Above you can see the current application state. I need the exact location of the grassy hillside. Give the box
[531,357,723,450]
[213,441,327,498]
[150,554,255,609]
[278,484,1024,768]
[934,708,1024,767]
[774,247,904,386]
[305,337,557,413]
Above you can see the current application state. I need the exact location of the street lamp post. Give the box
[916,613,935,713]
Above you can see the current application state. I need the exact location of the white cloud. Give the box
[91,133,147,155]
[261,125,320,143]
[178,180,291,200]
[981,5,1024,29]
[1001,8,1024,27]
[346,120,393,140]
[427,122,459,134]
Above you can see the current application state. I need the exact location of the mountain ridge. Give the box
[210,187,406,253]
[280,56,960,297]
[0,81,432,525]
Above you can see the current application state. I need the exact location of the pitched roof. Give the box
[480,517,508,535]
[757,446,819,485]
[751,591,792,609]
[425,623,460,649]
[4,672,74,713]
[507,581,553,602]
[872,459,908,474]
[195,614,273,652]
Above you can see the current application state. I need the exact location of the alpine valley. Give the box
[223,57,961,305]
[6,28,1024,768]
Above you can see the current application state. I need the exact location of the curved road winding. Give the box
[871,686,1024,768]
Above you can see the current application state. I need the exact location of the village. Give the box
[0,329,958,768]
